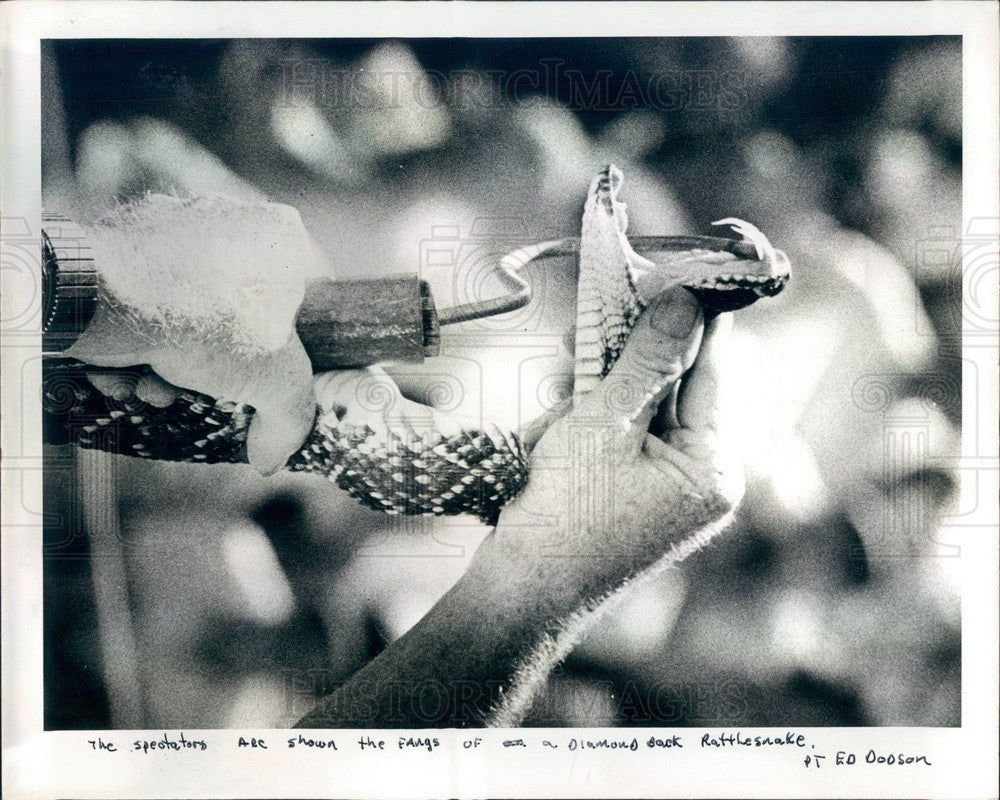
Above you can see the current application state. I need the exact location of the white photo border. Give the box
[2,2,997,798]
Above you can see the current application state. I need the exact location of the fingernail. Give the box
[649,290,699,338]
[135,375,180,408]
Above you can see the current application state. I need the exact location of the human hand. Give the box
[490,286,744,602]
[65,195,322,474]
[295,287,745,728]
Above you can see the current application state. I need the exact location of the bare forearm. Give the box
[295,294,742,728]
[296,446,734,728]
[295,532,598,728]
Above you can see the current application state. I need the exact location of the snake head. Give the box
[589,165,790,315]
[677,218,790,312]
[632,216,790,314]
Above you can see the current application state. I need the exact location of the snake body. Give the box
[42,166,789,523]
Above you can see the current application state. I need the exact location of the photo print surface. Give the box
[40,35,963,731]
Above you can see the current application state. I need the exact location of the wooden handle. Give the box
[296,274,440,371]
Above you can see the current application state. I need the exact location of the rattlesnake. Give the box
[43,166,789,523]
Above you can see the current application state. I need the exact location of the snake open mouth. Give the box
[671,217,791,313]
[685,272,789,312]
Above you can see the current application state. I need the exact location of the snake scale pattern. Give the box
[42,166,789,523]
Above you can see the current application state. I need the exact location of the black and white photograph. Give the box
[2,3,997,799]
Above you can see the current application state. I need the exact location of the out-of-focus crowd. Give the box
[43,36,961,729]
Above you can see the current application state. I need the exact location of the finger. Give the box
[520,395,573,453]
[379,364,454,409]
[649,382,681,438]
[581,287,703,452]
[134,373,181,408]
[86,370,137,401]
[243,336,317,475]
[676,312,732,433]
[379,369,436,407]
[143,337,316,474]
[651,308,724,435]
[64,306,158,365]
[314,366,405,424]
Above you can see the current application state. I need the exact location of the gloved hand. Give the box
[65,195,323,474]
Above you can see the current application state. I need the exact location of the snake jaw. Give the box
[705,217,791,299]
[633,218,790,310]
[590,165,656,282]
[574,165,648,396]
[712,218,775,263]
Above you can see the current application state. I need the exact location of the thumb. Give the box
[583,287,704,452]
[142,335,316,476]
[243,336,317,475]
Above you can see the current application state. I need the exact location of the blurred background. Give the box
[42,36,962,729]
